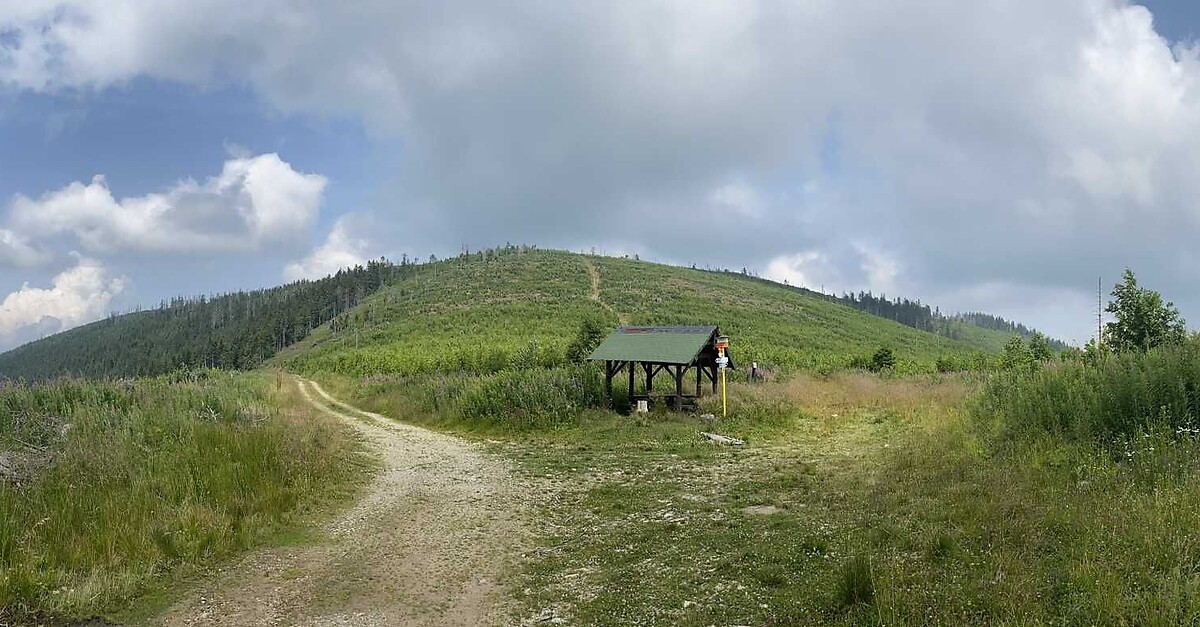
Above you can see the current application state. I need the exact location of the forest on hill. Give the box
[0,259,410,380]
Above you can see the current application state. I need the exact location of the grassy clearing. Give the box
[437,371,1200,624]
[486,373,968,624]
[0,370,370,623]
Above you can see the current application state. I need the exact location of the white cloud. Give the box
[932,282,1098,347]
[764,244,900,296]
[855,244,900,296]
[8,153,326,254]
[283,217,370,281]
[0,257,127,348]
[0,229,50,267]
[8,1,1200,340]
[763,251,834,291]
[709,182,762,219]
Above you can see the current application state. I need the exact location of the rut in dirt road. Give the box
[154,378,530,627]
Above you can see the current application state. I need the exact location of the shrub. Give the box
[974,340,1200,444]
[869,346,895,372]
[1000,335,1031,372]
[566,317,611,364]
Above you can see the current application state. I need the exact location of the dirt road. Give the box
[154,379,529,626]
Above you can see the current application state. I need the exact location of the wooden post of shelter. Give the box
[628,360,635,401]
[674,365,684,410]
[604,360,614,409]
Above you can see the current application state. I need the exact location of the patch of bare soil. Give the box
[152,379,530,626]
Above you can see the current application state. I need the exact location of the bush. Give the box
[869,346,895,372]
[566,317,611,364]
[974,340,1200,443]
[1000,335,1031,372]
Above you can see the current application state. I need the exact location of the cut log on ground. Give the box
[699,431,745,446]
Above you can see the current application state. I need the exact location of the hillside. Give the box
[701,269,1067,353]
[0,247,1039,381]
[280,248,1000,376]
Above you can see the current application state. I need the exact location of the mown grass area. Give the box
[0,370,371,623]
[282,249,997,378]
[440,369,1200,625]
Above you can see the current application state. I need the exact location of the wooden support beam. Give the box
[644,363,655,392]
[674,365,684,410]
[695,363,702,397]
[711,365,718,394]
[604,360,614,409]
[628,359,635,401]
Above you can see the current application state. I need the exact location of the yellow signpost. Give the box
[715,335,730,417]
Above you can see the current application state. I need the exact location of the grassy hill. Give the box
[281,248,1002,376]
[0,247,1033,382]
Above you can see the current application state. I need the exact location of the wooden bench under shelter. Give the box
[588,325,733,411]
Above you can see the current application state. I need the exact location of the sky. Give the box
[1,1,1199,350]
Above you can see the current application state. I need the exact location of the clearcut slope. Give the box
[281,249,994,375]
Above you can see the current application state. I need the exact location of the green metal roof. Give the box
[588,325,717,364]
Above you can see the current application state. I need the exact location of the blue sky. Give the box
[1139,0,1200,41]
[1,1,1200,349]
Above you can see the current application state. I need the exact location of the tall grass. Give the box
[326,363,608,432]
[975,341,1200,443]
[0,371,364,622]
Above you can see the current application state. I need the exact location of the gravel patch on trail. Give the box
[154,379,529,627]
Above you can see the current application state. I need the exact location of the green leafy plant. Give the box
[566,316,610,363]
[1105,269,1187,353]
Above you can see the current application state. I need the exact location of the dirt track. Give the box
[153,379,528,626]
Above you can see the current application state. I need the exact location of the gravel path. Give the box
[153,378,528,626]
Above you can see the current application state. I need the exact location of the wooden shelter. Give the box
[588,325,733,410]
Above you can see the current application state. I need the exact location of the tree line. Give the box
[0,258,414,380]
[705,267,1066,350]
